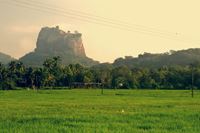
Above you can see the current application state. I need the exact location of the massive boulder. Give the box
[20,26,99,67]
[36,26,86,57]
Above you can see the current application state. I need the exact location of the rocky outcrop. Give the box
[35,26,86,57]
[20,26,98,67]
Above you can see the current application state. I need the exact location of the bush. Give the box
[0,80,16,90]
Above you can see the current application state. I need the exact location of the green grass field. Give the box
[0,89,199,133]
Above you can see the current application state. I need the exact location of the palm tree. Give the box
[27,68,33,88]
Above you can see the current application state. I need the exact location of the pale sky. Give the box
[0,0,200,63]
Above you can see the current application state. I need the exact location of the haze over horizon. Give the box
[0,0,200,63]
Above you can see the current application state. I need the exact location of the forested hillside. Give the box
[0,52,15,64]
[113,48,200,68]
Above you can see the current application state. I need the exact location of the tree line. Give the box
[0,56,199,90]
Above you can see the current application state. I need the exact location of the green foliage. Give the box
[0,80,16,90]
[114,48,200,68]
[1,56,200,90]
[0,62,16,90]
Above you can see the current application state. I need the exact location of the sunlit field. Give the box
[0,89,199,133]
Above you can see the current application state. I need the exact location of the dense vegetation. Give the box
[0,89,199,132]
[0,56,200,90]
[114,48,200,68]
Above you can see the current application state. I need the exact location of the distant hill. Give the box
[113,48,200,68]
[20,26,99,67]
[0,52,15,64]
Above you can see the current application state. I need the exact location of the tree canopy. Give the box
[1,56,200,90]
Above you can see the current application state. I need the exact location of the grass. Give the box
[0,89,199,133]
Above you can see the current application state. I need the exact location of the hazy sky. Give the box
[0,0,200,63]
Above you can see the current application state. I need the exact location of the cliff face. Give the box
[20,26,98,67]
[35,26,86,57]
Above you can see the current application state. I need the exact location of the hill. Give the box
[20,26,99,67]
[0,52,15,64]
[113,48,200,68]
